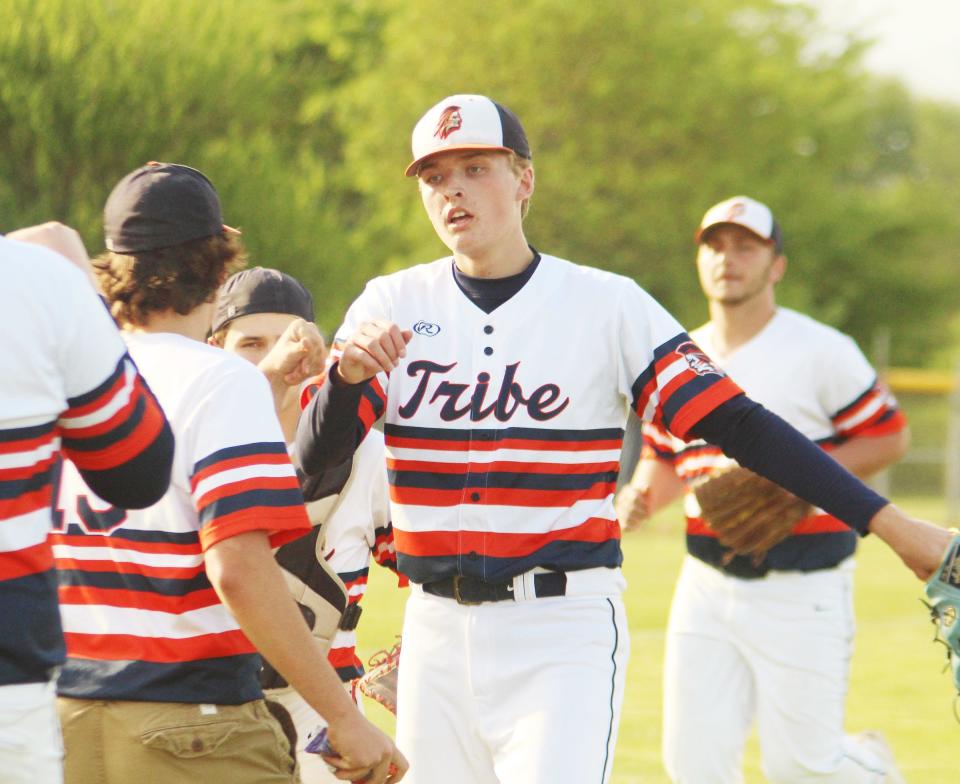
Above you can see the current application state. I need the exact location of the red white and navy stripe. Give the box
[305,255,741,587]
[55,438,310,703]
[0,354,168,686]
[191,442,311,549]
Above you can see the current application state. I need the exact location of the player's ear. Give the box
[517,165,534,201]
[770,254,787,285]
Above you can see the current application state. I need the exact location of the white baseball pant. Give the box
[396,568,629,784]
[662,555,895,783]
[0,680,63,784]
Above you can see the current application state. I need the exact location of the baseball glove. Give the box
[923,532,960,694]
[355,638,401,715]
[694,466,812,566]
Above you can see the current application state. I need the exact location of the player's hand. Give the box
[258,319,327,388]
[8,221,97,288]
[324,712,408,782]
[868,504,954,580]
[615,484,650,533]
[337,320,413,385]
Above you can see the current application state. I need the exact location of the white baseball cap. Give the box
[405,94,531,177]
[696,195,783,252]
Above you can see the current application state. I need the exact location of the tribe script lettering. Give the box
[398,360,570,422]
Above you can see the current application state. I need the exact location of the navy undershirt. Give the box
[451,249,541,313]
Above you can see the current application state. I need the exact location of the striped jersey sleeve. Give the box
[828,378,906,443]
[819,331,906,446]
[619,283,743,439]
[191,442,310,550]
[0,244,171,686]
[59,353,168,472]
[187,365,310,551]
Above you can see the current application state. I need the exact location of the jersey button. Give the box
[483,325,494,334]
[470,492,480,502]
[484,347,493,356]
[468,550,479,560]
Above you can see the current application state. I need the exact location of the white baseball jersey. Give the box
[52,333,311,704]
[644,307,906,573]
[331,253,743,586]
[0,237,165,687]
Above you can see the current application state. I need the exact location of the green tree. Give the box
[0,0,382,331]
[332,0,958,361]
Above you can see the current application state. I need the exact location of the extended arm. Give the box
[692,395,948,578]
[205,530,407,783]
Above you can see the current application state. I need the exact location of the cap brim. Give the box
[404,144,516,177]
[694,221,772,245]
[223,224,241,236]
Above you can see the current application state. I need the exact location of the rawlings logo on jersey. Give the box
[398,360,569,422]
[675,341,723,377]
[434,106,462,140]
[413,321,441,336]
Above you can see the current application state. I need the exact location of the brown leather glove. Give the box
[694,466,811,566]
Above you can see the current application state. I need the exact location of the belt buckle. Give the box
[452,576,482,606]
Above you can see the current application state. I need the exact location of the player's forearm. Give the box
[205,530,362,724]
[867,504,953,580]
[626,458,685,515]
[826,429,910,479]
[273,385,301,445]
[294,364,367,475]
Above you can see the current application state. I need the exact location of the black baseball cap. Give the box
[104,162,237,253]
[212,267,315,334]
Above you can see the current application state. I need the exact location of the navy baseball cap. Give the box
[405,94,531,177]
[104,162,238,253]
[696,196,784,254]
[212,267,315,334]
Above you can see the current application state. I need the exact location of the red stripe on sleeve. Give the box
[0,540,54,581]
[198,505,311,551]
[668,378,743,440]
[0,486,54,521]
[65,380,167,471]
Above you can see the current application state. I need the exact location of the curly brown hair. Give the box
[93,232,247,328]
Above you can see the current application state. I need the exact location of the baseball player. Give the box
[49,162,406,784]
[294,94,950,784]
[0,222,174,784]
[617,196,908,782]
[210,268,406,783]
[209,267,327,443]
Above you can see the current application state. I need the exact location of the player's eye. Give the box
[467,165,484,175]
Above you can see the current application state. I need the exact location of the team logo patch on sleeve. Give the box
[675,342,724,376]
[434,106,462,140]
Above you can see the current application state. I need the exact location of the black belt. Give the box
[422,572,567,605]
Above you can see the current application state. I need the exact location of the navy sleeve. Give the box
[293,363,369,477]
[689,394,888,535]
[78,419,174,509]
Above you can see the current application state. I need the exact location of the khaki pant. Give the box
[58,696,298,784]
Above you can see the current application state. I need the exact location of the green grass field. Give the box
[355,496,959,782]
